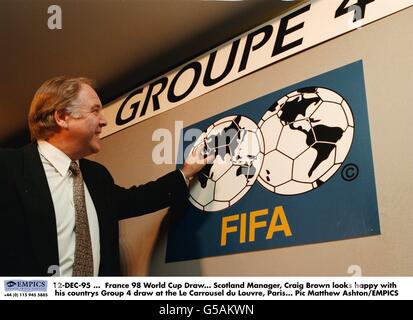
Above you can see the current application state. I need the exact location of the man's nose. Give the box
[99,112,107,127]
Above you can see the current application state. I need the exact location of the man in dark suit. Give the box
[0,76,209,276]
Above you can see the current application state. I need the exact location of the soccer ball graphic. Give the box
[189,115,264,212]
[257,87,354,195]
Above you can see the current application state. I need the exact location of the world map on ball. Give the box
[257,87,354,195]
[189,115,264,212]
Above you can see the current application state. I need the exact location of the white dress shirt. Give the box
[37,140,100,276]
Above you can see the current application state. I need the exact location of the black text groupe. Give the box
[115,0,377,126]
[115,5,312,125]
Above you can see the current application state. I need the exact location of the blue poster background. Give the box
[166,60,380,262]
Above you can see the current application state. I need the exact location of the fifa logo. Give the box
[189,87,354,212]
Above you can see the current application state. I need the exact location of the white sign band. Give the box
[101,0,413,138]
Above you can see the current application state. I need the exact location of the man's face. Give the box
[66,84,107,157]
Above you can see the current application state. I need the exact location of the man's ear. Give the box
[54,109,69,129]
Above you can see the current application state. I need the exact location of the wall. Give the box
[90,6,413,276]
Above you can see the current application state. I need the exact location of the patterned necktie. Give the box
[69,161,94,276]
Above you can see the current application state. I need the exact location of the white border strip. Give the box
[2,277,412,300]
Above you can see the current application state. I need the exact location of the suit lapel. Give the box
[22,144,59,274]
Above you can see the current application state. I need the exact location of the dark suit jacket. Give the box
[0,143,188,276]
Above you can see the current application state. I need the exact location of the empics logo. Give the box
[4,280,48,292]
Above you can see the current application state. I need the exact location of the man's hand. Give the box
[181,144,215,180]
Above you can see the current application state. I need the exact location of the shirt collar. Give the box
[37,140,78,177]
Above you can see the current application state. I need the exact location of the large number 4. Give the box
[335,0,375,23]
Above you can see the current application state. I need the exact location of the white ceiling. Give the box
[0,0,300,146]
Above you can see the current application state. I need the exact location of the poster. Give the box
[166,60,380,263]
